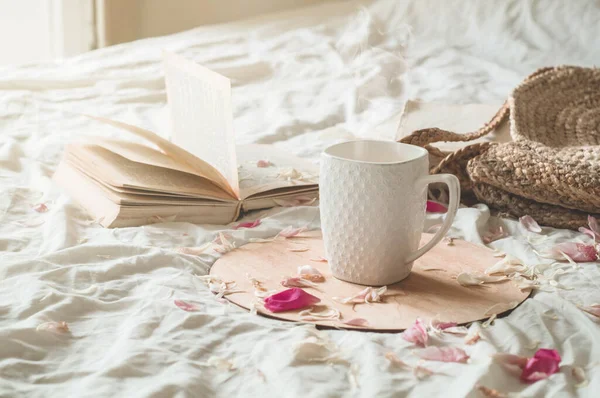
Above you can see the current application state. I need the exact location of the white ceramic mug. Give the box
[320,140,460,286]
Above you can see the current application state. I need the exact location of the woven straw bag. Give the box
[399,66,600,230]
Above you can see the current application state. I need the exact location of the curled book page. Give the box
[163,51,239,197]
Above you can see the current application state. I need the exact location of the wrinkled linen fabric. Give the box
[1,0,600,397]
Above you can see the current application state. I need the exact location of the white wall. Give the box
[96,0,335,46]
[0,0,95,65]
[0,0,332,66]
[0,0,54,64]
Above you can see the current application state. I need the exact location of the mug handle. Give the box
[405,174,461,264]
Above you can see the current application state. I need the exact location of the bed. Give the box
[1,0,599,396]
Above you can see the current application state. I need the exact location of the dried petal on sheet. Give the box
[519,215,542,233]
[457,272,507,286]
[174,299,200,312]
[36,321,70,333]
[476,385,508,398]
[199,275,242,299]
[278,226,307,238]
[413,366,434,380]
[256,159,272,168]
[348,363,360,390]
[333,286,387,305]
[263,288,320,313]
[276,168,317,184]
[299,305,341,321]
[32,203,49,213]
[212,232,236,254]
[281,276,321,290]
[310,256,328,263]
[542,309,559,320]
[176,242,212,255]
[464,330,481,345]
[343,318,369,327]
[292,336,347,364]
[551,242,597,262]
[572,366,588,388]
[297,265,325,282]
[483,225,507,244]
[14,218,45,227]
[233,219,261,229]
[385,352,410,368]
[416,346,469,363]
[520,348,561,383]
[401,318,428,347]
[578,303,600,318]
[426,200,447,213]
[203,356,235,371]
[525,340,541,350]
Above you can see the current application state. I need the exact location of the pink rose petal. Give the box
[343,318,369,327]
[580,216,600,241]
[519,215,542,233]
[233,219,261,230]
[552,242,597,262]
[589,215,600,234]
[417,346,469,363]
[263,288,320,313]
[174,299,200,312]
[578,303,600,318]
[402,318,428,347]
[430,318,458,331]
[520,349,561,383]
[32,203,49,213]
[426,200,448,213]
[256,159,272,168]
[36,321,70,333]
[310,256,328,263]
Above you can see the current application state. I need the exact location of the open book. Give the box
[53,53,319,228]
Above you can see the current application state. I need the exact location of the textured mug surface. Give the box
[320,140,460,286]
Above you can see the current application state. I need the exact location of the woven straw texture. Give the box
[399,66,600,230]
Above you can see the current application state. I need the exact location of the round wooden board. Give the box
[211,232,529,331]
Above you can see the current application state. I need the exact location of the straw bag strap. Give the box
[398,66,556,172]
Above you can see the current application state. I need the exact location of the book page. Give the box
[86,115,236,198]
[236,144,319,199]
[163,52,239,197]
[66,144,235,201]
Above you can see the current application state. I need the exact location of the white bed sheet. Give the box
[1,0,600,397]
